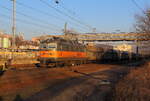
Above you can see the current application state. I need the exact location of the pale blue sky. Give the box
[0,0,150,39]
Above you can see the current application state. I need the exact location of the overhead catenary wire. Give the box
[57,0,94,31]
[0,5,61,29]
[16,1,66,22]
[131,0,146,14]
[57,1,76,16]
[0,14,61,32]
[0,14,53,36]
[66,22,89,33]
[0,5,61,31]
[16,1,88,33]
[40,0,93,30]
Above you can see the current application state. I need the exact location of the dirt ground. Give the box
[0,64,129,101]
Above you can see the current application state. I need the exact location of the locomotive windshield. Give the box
[48,43,57,50]
[40,44,47,49]
[40,43,57,51]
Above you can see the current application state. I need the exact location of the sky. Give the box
[0,0,150,39]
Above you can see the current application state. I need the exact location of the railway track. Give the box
[4,58,145,70]
[4,62,84,71]
[0,63,132,101]
[0,60,146,101]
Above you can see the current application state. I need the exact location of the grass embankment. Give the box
[115,62,150,101]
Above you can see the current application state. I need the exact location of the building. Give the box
[18,40,39,50]
[0,31,12,49]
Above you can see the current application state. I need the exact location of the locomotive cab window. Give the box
[48,43,57,51]
[40,44,47,49]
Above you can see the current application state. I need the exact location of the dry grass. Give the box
[115,62,150,101]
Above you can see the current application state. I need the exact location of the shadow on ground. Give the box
[25,66,129,101]
[13,95,24,101]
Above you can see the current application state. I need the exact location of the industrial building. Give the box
[0,31,39,50]
[0,31,11,49]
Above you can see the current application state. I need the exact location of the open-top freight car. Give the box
[86,43,104,63]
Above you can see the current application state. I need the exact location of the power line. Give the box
[0,14,61,32]
[58,1,76,16]
[0,5,61,31]
[16,1,65,22]
[0,5,61,29]
[131,0,145,13]
[58,0,94,31]
[16,1,88,32]
[40,0,93,30]
[0,16,53,36]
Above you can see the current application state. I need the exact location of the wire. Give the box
[58,0,94,31]
[40,0,93,30]
[0,5,61,31]
[0,14,52,35]
[131,0,145,13]
[58,1,76,16]
[16,1,88,32]
[16,1,66,22]
[0,14,61,32]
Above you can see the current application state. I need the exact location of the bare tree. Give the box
[134,8,150,57]
[15,34,24,48]
[134,8,150,34]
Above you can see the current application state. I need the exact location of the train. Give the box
[38,37,104,67]
[0,36,147,72]
[38,37,145,67]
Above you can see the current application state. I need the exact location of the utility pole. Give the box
[64,22,67,35]
[92,28,96,33]
[12,0,16,60]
